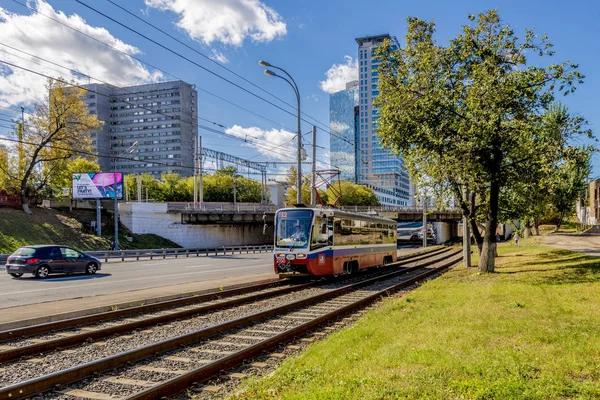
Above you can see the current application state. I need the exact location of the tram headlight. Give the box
[296,254,307,259]
[277,253,285,258]
[285,254,296,260]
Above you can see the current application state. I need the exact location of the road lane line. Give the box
[0,265,273,296]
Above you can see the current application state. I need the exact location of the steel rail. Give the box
[0,249,461,400]
[0,279,284,342]
[0,247,454,362]
[127,254,463,399]
[0,246,449,343]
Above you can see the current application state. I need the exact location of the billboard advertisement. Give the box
[72,172,123,199]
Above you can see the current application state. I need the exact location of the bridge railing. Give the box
[166,203,461,214]
[167,202,278,213]
[336,205,462,213]
[0,244,274,266]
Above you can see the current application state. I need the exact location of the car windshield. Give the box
[275,209,313,249]
[12,247,36,257]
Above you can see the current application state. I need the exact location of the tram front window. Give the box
[275,209,313,249]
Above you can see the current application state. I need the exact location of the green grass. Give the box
[0,207,180,253]
[232,245,600,400]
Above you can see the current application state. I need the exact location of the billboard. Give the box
[72,172,123,199]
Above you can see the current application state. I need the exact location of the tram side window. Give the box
[311,216,332,250]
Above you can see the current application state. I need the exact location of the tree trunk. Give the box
[470,219,483,254]
[533,218,540,236]
[20,181,32,215]
[479,180,499,273]
[555,211,565,232]
[523,226,532,238]
[468,192,483,254]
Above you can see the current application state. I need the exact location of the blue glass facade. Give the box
[329,83,359,182]
[356,34,410,206]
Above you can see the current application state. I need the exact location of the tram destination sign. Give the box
[72,172,123,199]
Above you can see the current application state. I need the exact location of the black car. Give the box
[5,245,102,279]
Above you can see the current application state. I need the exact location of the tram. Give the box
[273,206,397,278]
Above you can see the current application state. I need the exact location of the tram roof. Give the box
[276,207,397,224]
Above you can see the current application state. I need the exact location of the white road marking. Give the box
[0,265,270,296]
[140,262,172,266]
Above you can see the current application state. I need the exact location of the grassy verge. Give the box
[233,244,600,399]
[0,207,180,253]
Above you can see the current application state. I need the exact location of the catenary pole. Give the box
[463,188,472,267]
[311,126,317,206]
[422,194,427,248]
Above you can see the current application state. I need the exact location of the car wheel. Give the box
[35,266,50,279]
[85,263,98,275]
[9,273,23,278]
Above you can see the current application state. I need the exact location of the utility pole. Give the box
[137,176,142,202]
[198,136,203,207]
[95,199,101,237]
[422,193,427,248]
[310,126,317,206]
[463,188,472,267]
[233,172,237,205]
[114,191,119,251]
[193,134,198,207]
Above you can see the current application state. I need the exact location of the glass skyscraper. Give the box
[329,81,359,182]
[356,34,410,206]
[329,34,411,206]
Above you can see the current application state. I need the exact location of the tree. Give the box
[124,173,162,201]
[376,10,592,272]
[550,147,591,230]
[49,157,100,196]
[329,181,380,206]
[157,173,191,202]
[0,80,101,213]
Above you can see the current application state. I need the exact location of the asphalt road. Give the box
[0,253,275,309]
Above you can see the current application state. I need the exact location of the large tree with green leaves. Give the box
[376,10,592,272]
[0,80,101,213]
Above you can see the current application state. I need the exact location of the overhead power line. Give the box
[0,135,308,179]
[0,56,310,162]
[10,0,346,155]
[9,0,289,132]
[103,0,329,132]
[74,0,332,133]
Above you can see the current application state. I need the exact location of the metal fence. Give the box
[167,202,278,213]
[0,244,273,266]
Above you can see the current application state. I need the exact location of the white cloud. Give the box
[0,0,162,107]
[145,0,287,47]
[210,50,229,64]
[320,56,358,94]
[225,125,295,161]
[329,121,350,133]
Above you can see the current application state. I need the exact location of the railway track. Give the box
[0,246,460,400]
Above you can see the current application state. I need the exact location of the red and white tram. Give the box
[274,207,397,278]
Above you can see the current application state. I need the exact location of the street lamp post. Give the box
[259,60,303,205]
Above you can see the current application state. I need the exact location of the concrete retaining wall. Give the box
[119,202,273,248]
[432,221,457,244]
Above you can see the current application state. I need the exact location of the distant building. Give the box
[328,35,411,206]
[329,81,359,182]
[355,34,410,206]
[82,81,197,177]
[588,178,600,224]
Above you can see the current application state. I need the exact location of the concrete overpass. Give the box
[119,203,462,248]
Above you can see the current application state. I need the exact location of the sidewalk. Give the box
[541,233,600,257]
[0,271,277,331]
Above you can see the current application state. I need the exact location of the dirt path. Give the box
[541,233,600,257]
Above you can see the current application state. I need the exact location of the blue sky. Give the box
[0,0,598,178]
